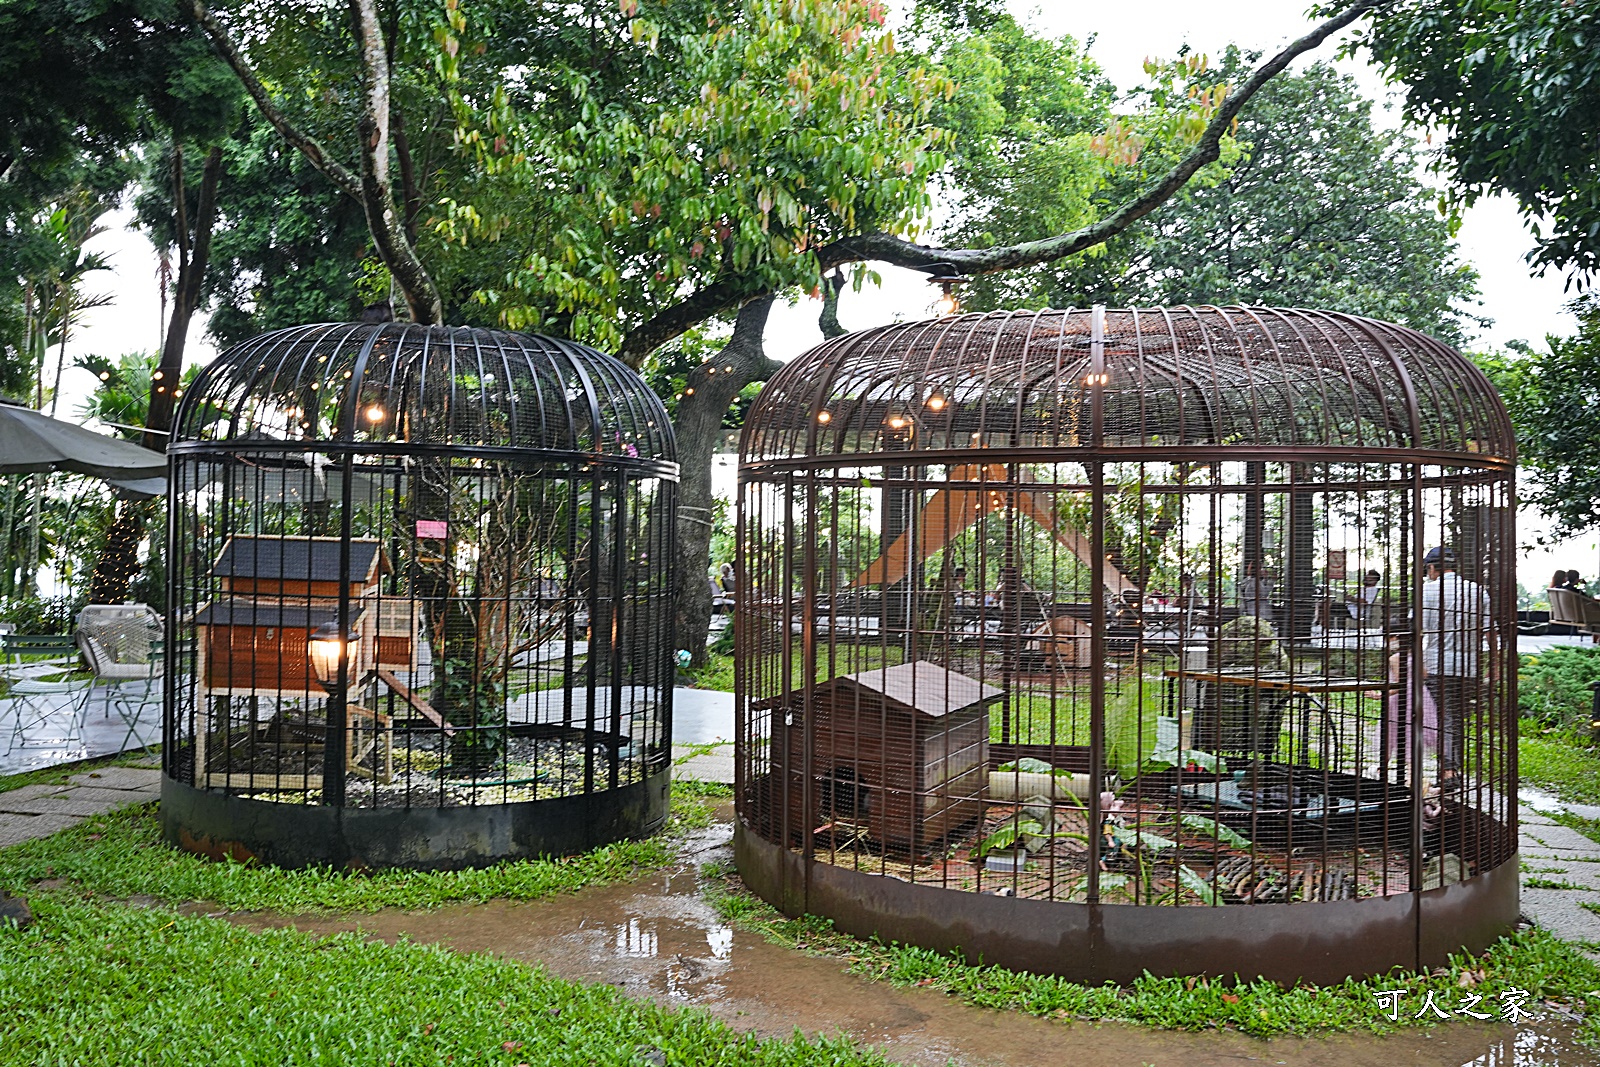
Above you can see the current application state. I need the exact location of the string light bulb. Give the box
[926,394,946,412]
[928,273,967,317]
[365,403,386,423]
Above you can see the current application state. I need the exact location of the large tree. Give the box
[130,0,1376,664]
[429,0,1380,658]
[1475,297,1600,539]
[1348,0,1600,280]
[961,52,1482,346]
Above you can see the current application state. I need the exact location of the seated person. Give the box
[1346,569,1382,626]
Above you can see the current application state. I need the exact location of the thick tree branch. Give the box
[348,0,443,323]
[393,111,423,239]
[813,0,1384,275]
[189,0,363,201]
[618,274,771,365]
[671,295,777,662]
[144,145,224,452]
[818,271,847,339]
[617,0,1384,360]
[183,147,224,314]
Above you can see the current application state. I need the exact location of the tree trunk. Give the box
[818,271,847,339]
[88,146,224,605]
[672,297,777,665]
[348,0,443,324]
[144,146,222,448]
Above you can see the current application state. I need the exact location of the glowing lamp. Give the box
[308,620,358,690]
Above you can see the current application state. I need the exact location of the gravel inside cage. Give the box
[809,797,1431,905]
[218,728,644,807]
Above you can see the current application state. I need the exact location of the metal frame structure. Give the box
[163,323,677,869]
[735,306,1517,982]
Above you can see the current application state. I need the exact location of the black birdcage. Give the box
[735,306,1517,983]
[162,323,676,869]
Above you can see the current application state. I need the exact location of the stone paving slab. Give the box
[0,794,133,818]
[0,783,73,802]
[66,767,162,792]
[672,742,734,784]
[1521,824,1600,852]
[0,812,82,847]
[52,786,159,808]
[1522,859,1600,889]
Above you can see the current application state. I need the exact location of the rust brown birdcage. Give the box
[162,323,677,869]
[734,306,1517,983]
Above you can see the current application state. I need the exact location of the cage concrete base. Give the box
[162,766,670,870]
[733,820,1520,985]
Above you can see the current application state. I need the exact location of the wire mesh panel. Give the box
[735,306,1517,982]
[164,323,676,868]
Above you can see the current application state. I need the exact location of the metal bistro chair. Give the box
[76,604,164,751]
[2,633,90,755]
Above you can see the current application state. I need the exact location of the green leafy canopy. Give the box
[436,0,952,351]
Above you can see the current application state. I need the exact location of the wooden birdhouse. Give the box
[192,599,367,698]
[771,661,998,856]
[193,537,392,699]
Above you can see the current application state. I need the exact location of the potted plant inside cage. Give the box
[977,819,1038,873]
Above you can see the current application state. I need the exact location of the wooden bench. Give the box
[1548,587,1600,638]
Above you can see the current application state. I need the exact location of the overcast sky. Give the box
[60,1,1591,581]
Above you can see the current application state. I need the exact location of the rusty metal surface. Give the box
[736,820,1519,984]
[734,306,1518,981]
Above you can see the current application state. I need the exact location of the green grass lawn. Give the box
[1518,720,1600,807]
[0,895,888,1067]
[0,783,726,913]
[1,780,880,1066]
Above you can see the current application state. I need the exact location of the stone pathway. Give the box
[0,764,161,848]
[671,741,734,784]
[1517,798,1600,956]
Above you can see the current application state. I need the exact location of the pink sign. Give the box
[416,520,449,539]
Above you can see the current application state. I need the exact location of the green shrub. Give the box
[1518,644,1600,729]
[0,594,82,635]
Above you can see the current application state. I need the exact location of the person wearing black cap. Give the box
[1419,546,1488,791]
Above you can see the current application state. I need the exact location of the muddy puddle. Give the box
[223,819,1589,1067]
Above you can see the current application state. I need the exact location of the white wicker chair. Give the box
[76,604,163,750]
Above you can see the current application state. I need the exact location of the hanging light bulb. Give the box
[928,273,967,317]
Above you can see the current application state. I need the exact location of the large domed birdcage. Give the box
[734,306,1516,983]
[163,323,676,869]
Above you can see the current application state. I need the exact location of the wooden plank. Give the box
[375,668,456,736]
[205,773,319,791]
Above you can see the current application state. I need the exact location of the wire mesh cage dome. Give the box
[735,306,1516,983]
[163,323,677,869]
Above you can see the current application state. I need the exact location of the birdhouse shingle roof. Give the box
[210,537,387,583]
[191,599,363,629]
[834,661,1002,718]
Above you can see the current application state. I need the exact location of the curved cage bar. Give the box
[735,307,1516,983]
[163,323,677,869]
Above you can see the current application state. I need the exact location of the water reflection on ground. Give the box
[225,818,1589,1067]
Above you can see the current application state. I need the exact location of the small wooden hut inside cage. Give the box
[163,323,677,869]
[766,661,998,854]
[736,306,1517,984]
